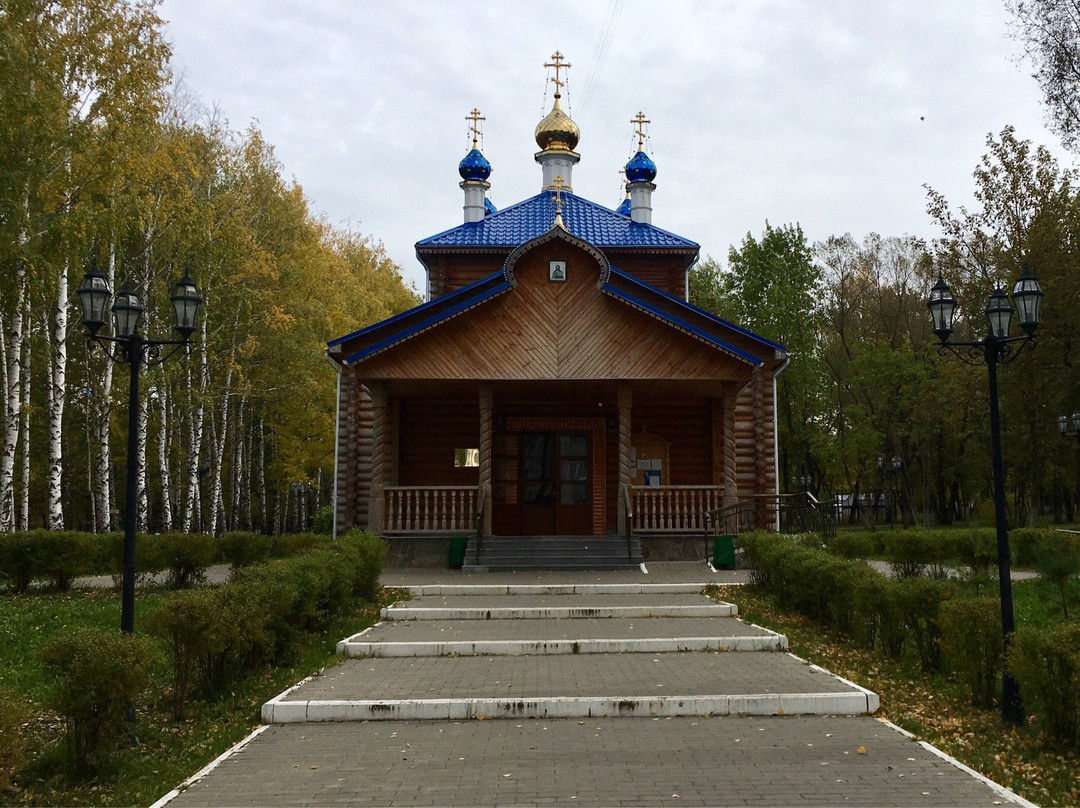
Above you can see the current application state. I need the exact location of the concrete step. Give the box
[381,604,737,620]
[262,652,879,723]
[338,615,787,657]
[399,582,710,596]
[380,592,737,620]
[465,534,642,571]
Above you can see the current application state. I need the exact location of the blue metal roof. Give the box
[417,190,699,251]
[340,276,511,365]
[601,281,764,367]
[607,267,787,354]
[327,270,507,351]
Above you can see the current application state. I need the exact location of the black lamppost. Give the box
[77,260,202,634]
[1058,411,1080,515]
[927,267,1043,727]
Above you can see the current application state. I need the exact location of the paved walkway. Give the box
[155,562,1034,808]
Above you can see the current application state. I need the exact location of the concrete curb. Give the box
[379,603,738,620]
[149,725,268,808]
[878,718,1038,808]
[337,633,789,657]
[261,691,878,723]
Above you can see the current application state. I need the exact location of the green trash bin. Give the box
[713,534,735,570]
[448,536,468,569]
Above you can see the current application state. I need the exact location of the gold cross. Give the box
[544,51,571,94]
[631,111,650,150]
[466,108,485,148]
[552,175,566,212]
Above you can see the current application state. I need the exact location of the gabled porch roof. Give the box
[327,257,785,371]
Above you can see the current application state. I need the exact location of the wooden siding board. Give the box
[357,240,754,383]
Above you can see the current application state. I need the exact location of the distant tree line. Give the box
[691,126,1080,527]
[0,0,420,534]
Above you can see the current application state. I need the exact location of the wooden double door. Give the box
[520,430,591,535]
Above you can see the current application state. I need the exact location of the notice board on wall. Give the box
[630,427,670,487]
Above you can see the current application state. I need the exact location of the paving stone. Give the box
[162,717,1028,807]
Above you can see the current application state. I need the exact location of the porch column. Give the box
[335,366,357,535]
[369,382,388,536]
[722,383,739,508]
[617,383,632,534]
[478,384,493,537]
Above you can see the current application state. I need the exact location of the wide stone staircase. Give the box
[262,581,879,724]
[462,534,643,571]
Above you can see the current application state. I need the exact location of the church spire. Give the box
[534,51,580,192]
[458,108,492,223]
[624,111,657,225]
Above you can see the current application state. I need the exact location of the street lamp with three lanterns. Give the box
[926,265,1044,728]
[77,259,202,636]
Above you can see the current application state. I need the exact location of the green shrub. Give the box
[312,505,334,535]
[0,533,39,593]
[0,688,29,791]
[336,530,387,601]
[147,588,225,719]
[272,532,323,558]
[157,532,218,588]
[829,531,875,560]
[0,531,109,592]
[897,576,950,672]
[1009,622,1080,747]
[220,531,274,569]
[883,530,948,579]
[1032,532,1080,619]
[37,627,157,775]
[940,597,1002,709]
[34,531,101,591]
[1009,527,1047,568]
[954,528,997,588]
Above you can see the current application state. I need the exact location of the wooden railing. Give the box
[629,485,724,533]
[384,486,479,533]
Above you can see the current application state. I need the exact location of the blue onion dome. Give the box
[484,197,498,214]
[625,150,657,183]
[616,196,632,216]
[458,148,492,181]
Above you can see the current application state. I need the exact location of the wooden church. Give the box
[326,54,788,568]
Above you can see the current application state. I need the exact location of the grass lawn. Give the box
[716,575,1080,808]
[0,585,382,807]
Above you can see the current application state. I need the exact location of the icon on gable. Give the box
[549,260,567,282]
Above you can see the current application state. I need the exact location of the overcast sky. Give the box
[159,0,1067,292]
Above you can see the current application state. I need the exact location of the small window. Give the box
[454,448,480,468]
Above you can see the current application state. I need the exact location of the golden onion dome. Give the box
[534,93,580,152]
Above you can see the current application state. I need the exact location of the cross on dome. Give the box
[631,111,651,150]
[551,175,567,229]
[466,107,486,148]
[544,51,572,97]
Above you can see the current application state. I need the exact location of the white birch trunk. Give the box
[182,317,208,533]
[92,245,117,531]
[157,384,173,531]
[1,254,28,532]
[46,255,70,529]
[231,392,246,531]
[136,384,148,532]
[209,365,233,536]
[256,418,266,532]
[18,317,31,532]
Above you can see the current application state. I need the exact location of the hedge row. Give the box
[34,530,387,773]
[738,531,1080,747]
[0,530,328,593]
[828,526,1053,576]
